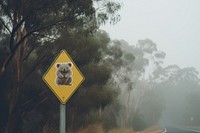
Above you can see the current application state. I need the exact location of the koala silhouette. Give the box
[55,62,73,86]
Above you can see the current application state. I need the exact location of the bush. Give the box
[130,113,147,131]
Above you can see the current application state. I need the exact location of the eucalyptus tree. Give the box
[107,39,166,130]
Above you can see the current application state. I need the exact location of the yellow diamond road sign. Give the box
[43,49,85,104]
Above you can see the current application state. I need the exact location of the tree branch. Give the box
[0,17,11,33]
[20,89,48,108]
[21,52,46,84]
[0,2,14,22]
[2,16,68,72]
[3,29,36,69]
[22,43,38,61]
[9,13,34,49]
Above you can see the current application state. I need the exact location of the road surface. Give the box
[162,127,200,133]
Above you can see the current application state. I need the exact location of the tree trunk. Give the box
[5,107,22,133]
[4,27,28,133]
[5,84,23,133]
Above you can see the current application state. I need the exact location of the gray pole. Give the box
[60,104,66,133]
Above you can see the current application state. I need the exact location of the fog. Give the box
[1,0,200,132]
[106,38,200,130]
[101,0,200,129]
[101,0,200,72]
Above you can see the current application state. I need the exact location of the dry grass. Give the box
[43,123,163,133]
[108,128,135,133]
[68,124,104,133]
[67,124,136,133]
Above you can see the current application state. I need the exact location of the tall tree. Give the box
[0,0,121,74]
[109,39,166,130]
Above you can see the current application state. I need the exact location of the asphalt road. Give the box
[162,127,200,133]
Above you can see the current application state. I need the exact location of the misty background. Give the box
[101,0,200,128]
[101,0,200,72]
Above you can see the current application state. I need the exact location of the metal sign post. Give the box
[43,49,85,133]
[60,104,66,133]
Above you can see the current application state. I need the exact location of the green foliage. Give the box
[0,0,121,73]
[124,53,135,63]
[1,25,111,132]
[4,30,120,132]
[83,64,111,86]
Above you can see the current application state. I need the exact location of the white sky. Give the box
[101,0,200,72]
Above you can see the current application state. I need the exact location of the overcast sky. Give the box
[101,0,200,72]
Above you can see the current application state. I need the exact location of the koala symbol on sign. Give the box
[55,62,73,86]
